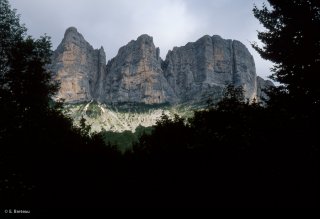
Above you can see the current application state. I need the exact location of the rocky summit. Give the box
[50,27,273,105]
[50,27,106,103]
[100,34,176,104]
[163,35,258,104]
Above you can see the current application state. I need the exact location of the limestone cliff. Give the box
[50,27,106,103]
[100,34,177,104]
[50,27,272,105]
[163,35,257,103]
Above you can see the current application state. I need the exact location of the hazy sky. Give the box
[10,0,273,79]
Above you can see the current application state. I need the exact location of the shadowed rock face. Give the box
[50,27,106,103]
[163,35,257,103]
[50,27,272,105]
[256,76,274,102]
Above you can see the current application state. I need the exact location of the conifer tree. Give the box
[252,0,320,113]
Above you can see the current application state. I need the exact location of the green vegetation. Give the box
[101,125,153,152]
[85,101,102,118]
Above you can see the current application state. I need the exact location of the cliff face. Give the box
[100,34,177,104]
[50,27,272,105]
[256,76,274,102]
[163,35,257,103]
[50,27,106,103]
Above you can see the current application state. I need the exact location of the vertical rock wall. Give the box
[50,27,272,104]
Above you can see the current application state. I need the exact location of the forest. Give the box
[0,0,319,209]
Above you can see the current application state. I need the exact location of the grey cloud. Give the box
[10,0,273,79]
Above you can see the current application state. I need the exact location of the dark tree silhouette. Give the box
[0,0,120,209]
[1,0,319,209]
[251,0,320,207]
[252,0,320,114]
[0,0,26,77]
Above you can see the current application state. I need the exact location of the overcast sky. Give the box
[10,0,273,79]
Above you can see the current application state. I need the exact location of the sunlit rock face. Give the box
[50,27,106,103]
[100,34,177,104]
[50,27,272,105]
[163,35,257,103]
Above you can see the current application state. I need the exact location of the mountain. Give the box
[100,34,177,104]
[50,27,274,132]
[50,27,106,103]
[51,27,272,104]
[163,35,257,104]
